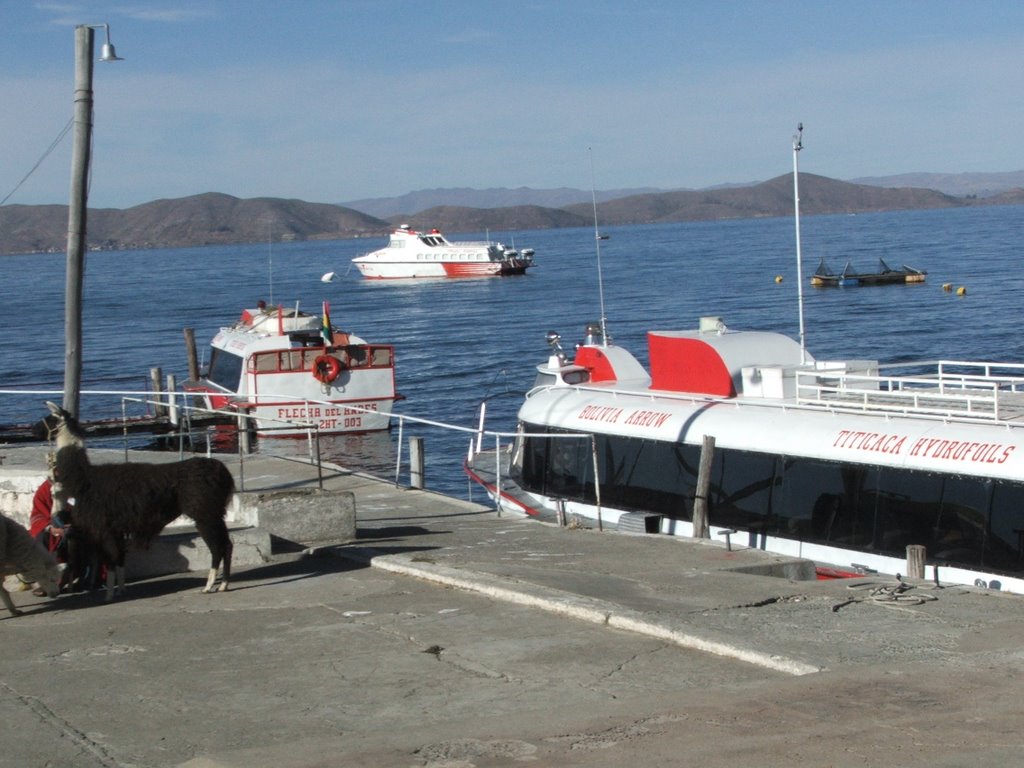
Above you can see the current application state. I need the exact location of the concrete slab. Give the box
[3,444,1024,767]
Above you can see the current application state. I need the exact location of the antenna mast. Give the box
[589,147,608,344]
[792,123,807,363]
[267,221,275,306]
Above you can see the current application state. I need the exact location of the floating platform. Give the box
[811,257,926,287]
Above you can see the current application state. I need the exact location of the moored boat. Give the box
[352,225,535,279]
[185,302,400,436]
[811,257,927,286]
[466,318,1024,593]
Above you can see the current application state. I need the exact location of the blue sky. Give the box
[2,0,1023,209]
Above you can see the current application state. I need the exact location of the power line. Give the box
[0,117,74,207]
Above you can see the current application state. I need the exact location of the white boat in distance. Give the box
[186,302,400,436]
[466,318,1024,594]
[352,225,535,279]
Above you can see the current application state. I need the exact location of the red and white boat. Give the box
[186,302,399,436]
[467,318,1024,594]
[352,225,534,279]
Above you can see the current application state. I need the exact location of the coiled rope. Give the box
[831,574,939,612]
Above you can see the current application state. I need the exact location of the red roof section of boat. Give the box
[574,346,618,382]
[647,332,736,396]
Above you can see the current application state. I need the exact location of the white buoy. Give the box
[321,271,336,283]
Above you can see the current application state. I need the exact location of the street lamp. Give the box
[63,24,123,417]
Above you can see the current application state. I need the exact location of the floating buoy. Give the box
[942,283,952,292]
[956,286,967,296]
[775,275,783,283]
[321,271,336,283]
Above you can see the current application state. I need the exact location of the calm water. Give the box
[2,204,1022,499]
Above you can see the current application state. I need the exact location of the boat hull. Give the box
[353,260,529,279]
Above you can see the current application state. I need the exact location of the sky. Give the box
[2,0,1023,210]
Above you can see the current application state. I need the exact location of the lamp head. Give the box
[99,42,123,62]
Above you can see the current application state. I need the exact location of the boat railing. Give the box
[795,359,1024,421]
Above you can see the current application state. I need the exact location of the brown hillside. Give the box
[392,204,589,233]
[0,193,390,255]
[566,174,962,225]
[0,177,1008,256]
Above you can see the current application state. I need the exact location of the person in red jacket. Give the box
[28,476,100,593]
[30,478,66,554]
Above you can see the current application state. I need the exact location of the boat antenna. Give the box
[589,147,608,345]
[267,221,275,307]
[792,122,807,363]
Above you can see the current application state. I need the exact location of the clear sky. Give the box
[2,0,1023,209]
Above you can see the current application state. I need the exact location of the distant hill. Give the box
[348,171,1024,214]
[392,204,590,233]
[1,175,1020,256]
[0,193,389,255]
[850,170,1024,198]
[565,173,964,225]
[342,186,663,218]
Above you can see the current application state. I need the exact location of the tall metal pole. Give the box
[589,147,607,344]
[63,24,95,418]
[792,123,806,364]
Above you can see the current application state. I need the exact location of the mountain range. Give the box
[1,172,1022,256]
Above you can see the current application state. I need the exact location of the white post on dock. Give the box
[409,436,425,489]
[166,374,178,426]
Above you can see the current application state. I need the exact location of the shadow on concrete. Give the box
[357,508,494,524]
[356,525,446,540]
[38,551,373,608]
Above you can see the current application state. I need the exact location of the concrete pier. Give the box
[2,444,1024,767]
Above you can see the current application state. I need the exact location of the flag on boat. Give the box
[321,301,332,345]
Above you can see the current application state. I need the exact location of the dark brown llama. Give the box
[38,401,234,600]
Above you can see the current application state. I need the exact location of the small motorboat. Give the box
[352,225,535,279]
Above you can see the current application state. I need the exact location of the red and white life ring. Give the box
[312,354,342,384]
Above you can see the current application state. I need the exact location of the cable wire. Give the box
[0,117,74,206]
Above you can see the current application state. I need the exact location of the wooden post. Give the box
[238,412,251,455]
[555,498,566,527]
[692,434,715,539]
[906,544,926,580]
[62,26,96,419]
[409,436,425,489]
[150,367,166,418]
[183,327,199,381]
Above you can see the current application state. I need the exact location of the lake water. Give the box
[2,204,1022,500]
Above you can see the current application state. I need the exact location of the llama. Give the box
[1,513,61,616]
[38,401,234,600]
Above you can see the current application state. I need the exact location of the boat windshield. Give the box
[207,348,243,390]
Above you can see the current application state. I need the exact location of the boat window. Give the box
[252,352,282,372]
[532,372,558,388]
[208,348,243,390]
[986,481,1024,569]
[710,451,778,530]
[562,369,590,385]
[371,347,392,367]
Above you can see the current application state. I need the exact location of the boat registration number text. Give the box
[275,403,378,429]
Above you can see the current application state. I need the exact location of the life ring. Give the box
[312,354,342,384]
